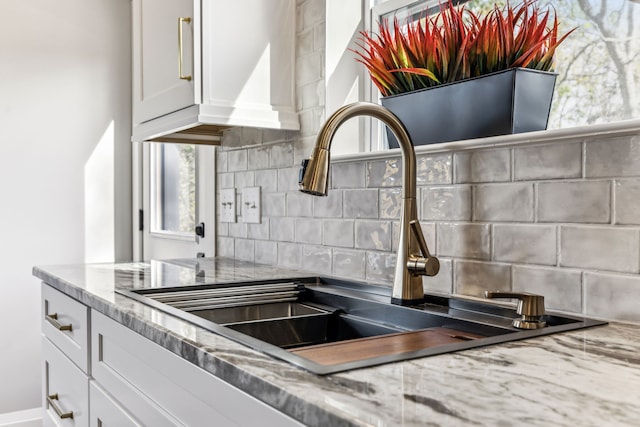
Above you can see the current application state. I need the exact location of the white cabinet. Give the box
[91,309,303,426]
[40,284,303,427]
[41,284,90,427]
[88,382,142,427]
[42,337,89,427]
[41,284,90,372]
[132,0,299,144]
[132,0,195,126]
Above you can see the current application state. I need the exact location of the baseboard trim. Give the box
[0,407,41,427]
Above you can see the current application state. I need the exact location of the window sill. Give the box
[332,119,640,164]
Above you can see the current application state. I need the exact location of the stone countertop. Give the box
[33,258,640,427]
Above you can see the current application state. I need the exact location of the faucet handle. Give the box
[484,291,546,329]
[298,159,310,186]
[407,220,439,276]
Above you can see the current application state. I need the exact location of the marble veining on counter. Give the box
[33,258,640,427]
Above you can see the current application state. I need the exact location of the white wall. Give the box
[0,0,131,420]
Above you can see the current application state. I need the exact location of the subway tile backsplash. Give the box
[217,131,640,324]
[215,0,640,323]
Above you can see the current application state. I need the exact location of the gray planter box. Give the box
[380,68,557,148]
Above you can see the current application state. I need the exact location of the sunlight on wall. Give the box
[328,78,363,155]
[85,120,115,263]
[326,0,360,79]
[326,0,364,154]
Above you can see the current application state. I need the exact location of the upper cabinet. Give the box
[132,0,299,144]
[132,0,194,126]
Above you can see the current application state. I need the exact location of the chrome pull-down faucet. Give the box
[299,102,439,305]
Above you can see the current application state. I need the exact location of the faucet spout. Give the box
[299,102,439,305]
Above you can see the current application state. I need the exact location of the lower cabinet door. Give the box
[91,310,304,427]
[42,336,89,427]
[89,382,141,427]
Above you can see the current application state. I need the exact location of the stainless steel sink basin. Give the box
[118,277,606,375]
[226,313,402,348]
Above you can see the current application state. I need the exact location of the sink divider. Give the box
[142,282,304,311]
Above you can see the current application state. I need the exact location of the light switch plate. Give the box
[220,188,236,223]
[242,186,261,223]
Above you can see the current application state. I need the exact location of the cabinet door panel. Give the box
[42,337,89,427]
[91,317,183,426]
[133,0,195,124]
[92,310,303,427]
[203,0,295,109]
[89,382,142,427]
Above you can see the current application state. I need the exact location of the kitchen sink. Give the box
[118,277,606,375]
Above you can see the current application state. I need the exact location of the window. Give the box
[369,0,640,129]
[150,143,196,235]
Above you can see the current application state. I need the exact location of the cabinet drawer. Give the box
[91,315,185,426]
[42,284,90,373]
[89,382,143,427]
[42,337,89,427]
[92,310,303,427]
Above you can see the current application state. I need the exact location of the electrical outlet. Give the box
[220,188,236,223]
[242,186,261,223]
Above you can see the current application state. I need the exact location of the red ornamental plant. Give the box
[354,0,575,97]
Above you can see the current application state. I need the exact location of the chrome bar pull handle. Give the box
[178,17,192,81]
[45,313,73,332]
[47,393,74,419]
